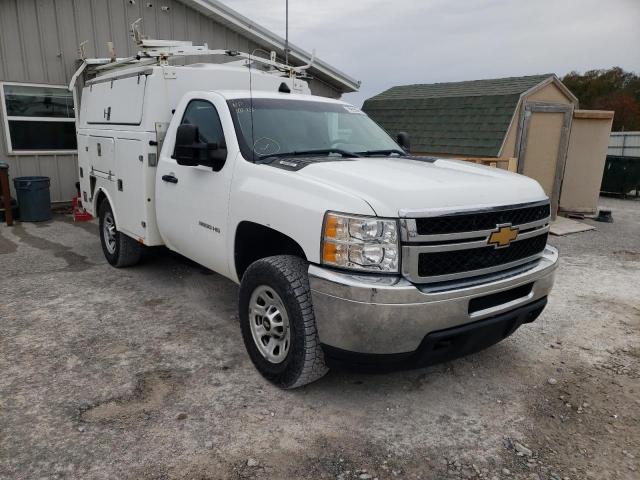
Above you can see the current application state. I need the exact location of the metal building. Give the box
[609,131,640,157]
[0,0,360,203]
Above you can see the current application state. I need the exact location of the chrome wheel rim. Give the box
[103,212,117,255]
[248,285,291,364]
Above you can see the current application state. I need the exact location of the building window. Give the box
[1,82,77,154]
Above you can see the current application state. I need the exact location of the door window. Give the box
[180,100,226,146]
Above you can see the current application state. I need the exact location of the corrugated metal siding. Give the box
[0,0,341,202]
[609,132,640,157]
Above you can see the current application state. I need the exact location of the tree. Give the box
[562,67,640,131]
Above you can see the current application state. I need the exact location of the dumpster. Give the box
[13,176,52,222]
[600,155,640,197]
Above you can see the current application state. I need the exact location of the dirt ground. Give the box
[1,196,638,480]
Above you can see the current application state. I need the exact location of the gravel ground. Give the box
[0,196,638,480]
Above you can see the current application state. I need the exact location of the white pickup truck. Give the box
[74,41,557,388]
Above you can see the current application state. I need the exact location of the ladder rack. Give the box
[69,18,315,91]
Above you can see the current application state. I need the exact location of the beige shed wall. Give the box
[500,81,576,159]
[559,111,614,214]
[520,112,566,196]
[526,84,574,104]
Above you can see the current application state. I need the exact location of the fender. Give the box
[92,186,118,226]
[226,156,376,283]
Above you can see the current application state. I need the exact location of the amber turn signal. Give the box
[322,241,337,263]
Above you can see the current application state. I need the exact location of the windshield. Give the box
[227,98,403,161]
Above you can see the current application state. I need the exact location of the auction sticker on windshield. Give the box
[343,105,365,114]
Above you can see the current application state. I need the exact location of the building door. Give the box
[516,103,573,218]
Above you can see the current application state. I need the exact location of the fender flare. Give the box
[93,187,118,226]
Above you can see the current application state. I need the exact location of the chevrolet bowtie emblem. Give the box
[488,224,519,248]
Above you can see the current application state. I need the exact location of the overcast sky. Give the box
[222,0,640,106]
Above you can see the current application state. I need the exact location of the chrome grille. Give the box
[401,200,551,284]
[417,234,548,277]
[415,203,550,235]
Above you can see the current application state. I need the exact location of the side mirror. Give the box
[397,132,411,152]
[172,124,227,170]
[209,142,227,172]
[173,124,199,166]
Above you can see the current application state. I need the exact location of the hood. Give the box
[297,157,548,217]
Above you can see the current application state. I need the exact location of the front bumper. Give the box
[309,245,558,357]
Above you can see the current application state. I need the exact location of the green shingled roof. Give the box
[362,74,554,157]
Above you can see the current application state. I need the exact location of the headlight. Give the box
[321,212,399,273]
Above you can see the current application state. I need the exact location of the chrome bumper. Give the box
[309,246,558,355]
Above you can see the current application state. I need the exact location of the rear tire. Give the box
[98,200,142,268]
[239,255,328,388]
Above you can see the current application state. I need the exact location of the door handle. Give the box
[162,174,178,184]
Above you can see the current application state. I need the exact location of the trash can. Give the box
[13,176,52,222]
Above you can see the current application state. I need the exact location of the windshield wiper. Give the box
[356,149,407,157]
[259,148,361,161]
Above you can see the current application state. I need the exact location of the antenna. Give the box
[284,0,289,65]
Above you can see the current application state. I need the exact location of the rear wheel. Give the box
[98,200,142,268]
[239,255,328,388]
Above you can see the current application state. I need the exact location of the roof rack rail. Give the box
[69,18,315,92]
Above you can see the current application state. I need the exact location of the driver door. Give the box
[156,96,233,276]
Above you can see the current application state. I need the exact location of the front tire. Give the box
[98,200,142,268]
[239,255,328,388]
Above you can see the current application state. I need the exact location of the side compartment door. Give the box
[88,136,115,176]
[83,76,146,125]
[76,134,92,210]
[114,138,147,240]
[156,97,233,275]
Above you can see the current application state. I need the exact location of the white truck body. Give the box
[75,51,558,388]
[78,63,309,253]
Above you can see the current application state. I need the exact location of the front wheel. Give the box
[98,200,142,268]
[239,255,328,388]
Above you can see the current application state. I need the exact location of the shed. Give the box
[363,75,613,217]
[560,110,614,213]
[0,0,360,204]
